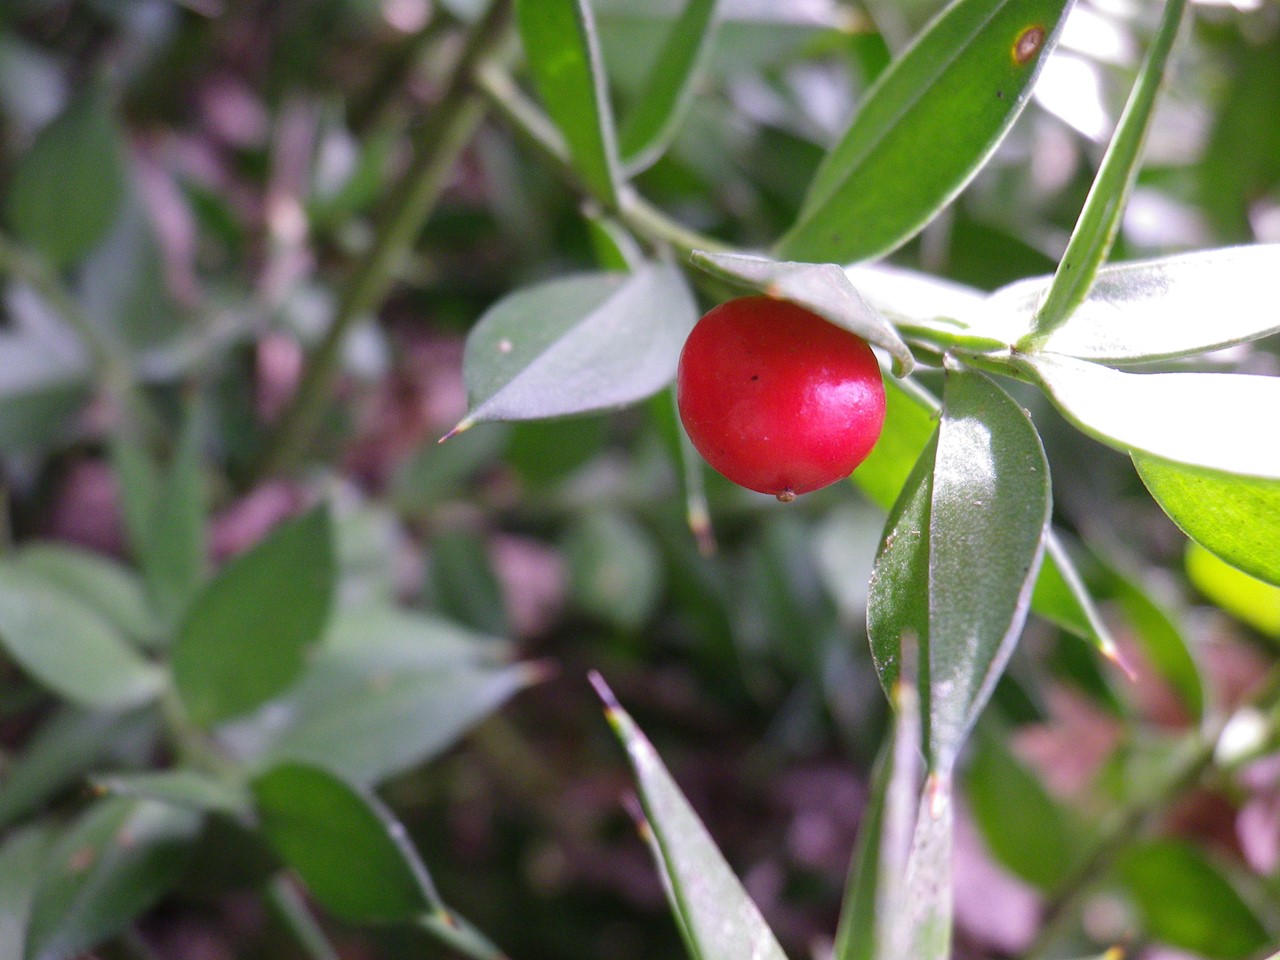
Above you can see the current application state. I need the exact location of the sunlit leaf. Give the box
[1185,542,1280,639]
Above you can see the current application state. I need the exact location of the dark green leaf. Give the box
[24,798,200,960]
[776,0,1073,264]
[5,86,126,266]
[1031,0,1190,334]
[0,825,54,960]
[455,264,696,429]
[591,673,788,960]
[618,0,720,173]
[516,0,620,204]
[565,511,662,631]
[15,544,158,647]
[1114,840,1269,960]
[172,506,334,726]
[142,402,208,627]
[1134,453,1280,588]
[690,252,915,376]
[0,564,165,710]
[424,528,510,636]
[254,763,439,922]
[94,770,252,817]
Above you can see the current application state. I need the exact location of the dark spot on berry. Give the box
[750,374,760,381]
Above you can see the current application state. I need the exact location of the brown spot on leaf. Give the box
[1013,25,1045,66]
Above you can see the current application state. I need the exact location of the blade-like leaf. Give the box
[172,506,334,726]
[1031,0,1190,335]
[980,245,1280,363]
[903,776,954,960]
[516,0,620,205]
[776,0,1074,264]
[844,263,985,330]
[94,770,252,817]
[453,264,696,430]
[0,564,165,710]
[618,0,720,173]
[1022,353,1280,480]
[590,672,789,960]
[254,763,441,922]
[1134,453,1280,588]
[0,825,54,960]
[24,798,200,960]
[143,402,208,627]
[690,252,915,376]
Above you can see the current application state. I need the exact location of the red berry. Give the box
[676,296,886,501]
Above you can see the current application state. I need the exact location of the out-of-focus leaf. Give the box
[454,264,696,430]
[1021,353,1280,480]
[870,370,1050,773]
[424,528,509,637]
[0,35,66,132]
[392,423,510,512]
[590,673,789,960]
[141,402,207,626]
[516,0,620,205]
[903,776,954,960]
[1114,839,1269,960]
[565,511,662,631]
[977,246,1280,362]
[1185,542,1280,640]
[0,825,54,960]
[15,544,158,646]
[1031,0,1189,333]
[5,86,126,266]
[24,798,200,960]
[618,0,720,173]
[0,564,165,710]
[254,763,440,922]
[586,214,645,271]
[964,723,1078,889]
[690,252,914,376]
[0,286,90,453]
[1134,453,1280,589]
[844,262,984,329]
[776,0,1073,264]
[94,770,252,817]
[172,506,334,726]
[0,708,156,830]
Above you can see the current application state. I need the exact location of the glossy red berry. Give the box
[677,296,886,501]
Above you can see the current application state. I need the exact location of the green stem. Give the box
[256,0,515,481]
[265,874,341,960]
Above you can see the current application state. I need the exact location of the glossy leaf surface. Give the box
[458,264,696,428]
[172,506,334,726]
[776,0,1073,264]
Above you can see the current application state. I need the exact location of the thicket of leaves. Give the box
[1,1,1280,959]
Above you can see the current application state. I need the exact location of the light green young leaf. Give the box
[1134,453,1280,588]
[1031,0,1190,334]
[1185,542,1280,639]
[776,0,1074,264]
[690,252,915,376]
[618,0,721,173]
[0,564,165,710]
[454,264,696,431]
[590,672,788,960]
[516,0,620,205]
[1022,353,1280,479]
[172,506,334,726]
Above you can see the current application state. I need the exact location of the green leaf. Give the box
[618,0,720,173]
[15,543,158,646]
[142,403,208,627]
[24,798,200,960]
[254,763,439,922]
[1031,0,1190,334]
[454,264,696,431]
[0,825,55,960]
[1134,453,1280,588]
[93,770,252,817]
[424,528,510,637]
[964,723,1078,889]
[868,369,1051,773]
[1185,541,1280,639]
[590,673,789,960]
[172,506,334,726]
[5,85,126,266]
[1114,839,1269,960]
[903,776,954,960]
[565,510,663,631]
[983,245,1280,362]
[776,0,1073,264]
[1021,353,1280,479]
[0,563,165,710]
[516,0,620,205]
[690,252,915,376]
[844,262,984,330]
[249,605,532,784]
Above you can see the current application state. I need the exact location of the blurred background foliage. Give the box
[1,0,1280,959]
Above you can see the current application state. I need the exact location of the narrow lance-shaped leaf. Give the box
[94,770,253,817]
[776,0,1074,264]
[589,672,789,960]
[0,825,54,960]
[1134,453,1280,588]
[903,775,954,960]
[691,251,915,376]
[618,0,721,174]
[516,0,620,205]
[1031,0,1190,336]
